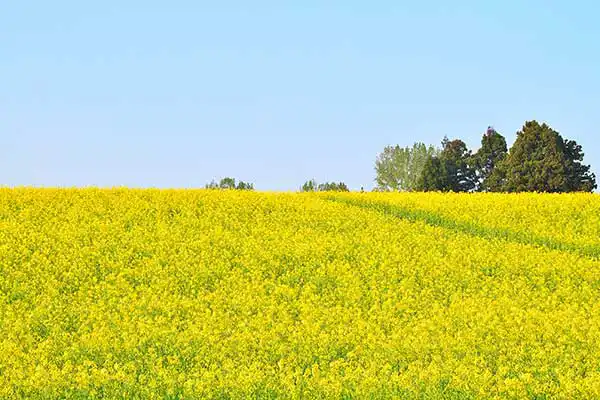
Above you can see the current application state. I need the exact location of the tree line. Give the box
[204,176,350,192]
[206,120,596,193]
[205,177,254,191]
[375,120,596,193]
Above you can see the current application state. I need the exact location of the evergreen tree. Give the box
[417,136,476,192]
[416,155,447,191]
[473,126,508,191]
[498,121,596,192]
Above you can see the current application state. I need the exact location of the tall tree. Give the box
[473,126,508,191]
[442,138,477,192]
[416,155,447,191]
[496,120,596,192]
[416,136,476,192]
[375,142,439,191]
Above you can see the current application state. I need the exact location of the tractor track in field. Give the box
[326,195,600,261]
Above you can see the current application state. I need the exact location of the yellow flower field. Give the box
[1,188,600,399]
[325,192,600,255]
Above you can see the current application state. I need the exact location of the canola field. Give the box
[1,188,600,399]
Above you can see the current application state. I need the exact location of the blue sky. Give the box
[2,1,599,191]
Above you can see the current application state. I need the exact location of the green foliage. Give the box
[235,181,254,191]
[375,142,440,191]
[413,122,596,193]
[301,179,318,192]
[473,127,508,192]
[318,182,349,192]
[563,138,597,192]
[494,121,596,193]
[416,136,476,192]
[218,177,237,190]
[301,179,349,192]
[442,138,477,192]
[415,155,447,191]
[205,177,254,190]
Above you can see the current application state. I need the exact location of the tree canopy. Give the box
[375,142,439,191]
[493,121,596,193]
[205,120,596,194]
[406,122,595,193]
[301,179,349,192]
[416,136,476,192]
[205,177,255,190]
[473,127,508,192]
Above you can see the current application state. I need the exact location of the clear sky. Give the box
[2,1,599,191]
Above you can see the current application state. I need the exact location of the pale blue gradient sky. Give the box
[2,1,599,190]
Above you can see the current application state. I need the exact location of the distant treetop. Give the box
[301,179,349,192]
[205,177,254,191]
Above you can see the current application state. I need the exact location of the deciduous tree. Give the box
[205,177,255,190]
[301,179,349,192]
[375,142,439,191]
